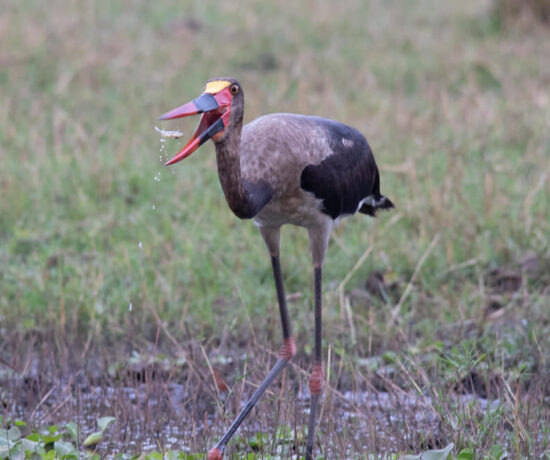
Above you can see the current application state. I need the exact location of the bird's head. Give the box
[159,77,243,165]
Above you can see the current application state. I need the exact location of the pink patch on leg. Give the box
[308,362,324,395]
[278,336,296,360]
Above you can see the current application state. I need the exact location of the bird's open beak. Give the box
[159,86,232,165]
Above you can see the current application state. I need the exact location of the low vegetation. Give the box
[1,0,549,458]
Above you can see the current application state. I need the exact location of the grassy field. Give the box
[1,0,549,458]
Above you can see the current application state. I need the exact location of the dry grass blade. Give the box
[389,232,440,327]
[337,244,374,345]
[200,344,226,416]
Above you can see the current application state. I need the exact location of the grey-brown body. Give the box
[243,114,333,228]
[214,111,392,265]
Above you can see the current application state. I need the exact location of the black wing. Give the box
[300,119,393,219]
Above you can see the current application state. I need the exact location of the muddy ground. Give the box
[2,255,549,458]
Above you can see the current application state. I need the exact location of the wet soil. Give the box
[0,340,507,458]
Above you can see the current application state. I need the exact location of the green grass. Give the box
[1,0,550,458]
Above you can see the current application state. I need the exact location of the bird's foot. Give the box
[207,447,223,460]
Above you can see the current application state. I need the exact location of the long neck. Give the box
[214,127,253,219]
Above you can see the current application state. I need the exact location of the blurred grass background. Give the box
[2,0,548,341]
[1,0,550,455]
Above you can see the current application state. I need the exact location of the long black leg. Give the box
[272,255,292,341]
[305,266,323,460]
[207,255,295,460]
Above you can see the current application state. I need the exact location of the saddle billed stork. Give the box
[159,77,394,459]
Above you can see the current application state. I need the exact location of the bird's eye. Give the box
[230,85,239,95]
